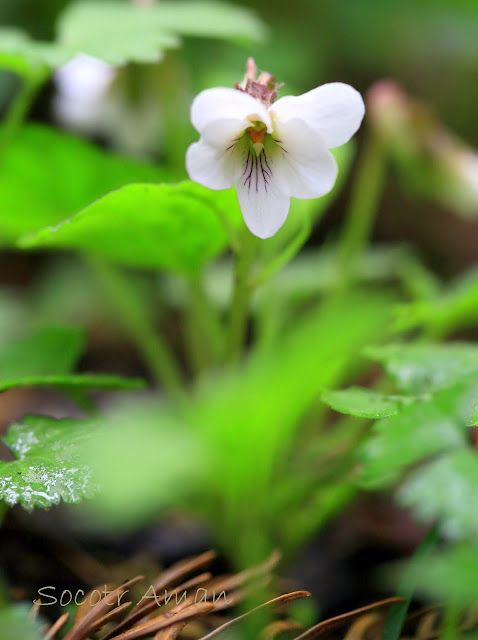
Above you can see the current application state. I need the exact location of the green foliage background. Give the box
[0,0,478,637]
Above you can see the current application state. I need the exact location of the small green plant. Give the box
[1,2,478,638]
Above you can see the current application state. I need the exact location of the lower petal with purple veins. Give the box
[231,136,290,239]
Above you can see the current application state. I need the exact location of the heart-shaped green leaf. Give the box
[21,182,243,274]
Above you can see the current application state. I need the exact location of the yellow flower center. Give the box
[247,125,266,155]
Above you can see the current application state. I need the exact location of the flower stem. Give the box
[252,212,311,288]
[226,230,257,363]
[87,256,186,404]
[184,274,225,374]
[338,132,386,289]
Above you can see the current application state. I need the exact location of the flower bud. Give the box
[368,80,478,218]
[234,58,282,106]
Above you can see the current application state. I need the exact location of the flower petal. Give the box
[273,119,338,198]
[232,138,290,238]
[191,87,272,147]
[271,82,365,149]
[199,119,248,149]
[186,139,234,190]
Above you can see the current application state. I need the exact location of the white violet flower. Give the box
[186,59,365,239]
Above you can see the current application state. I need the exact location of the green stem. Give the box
[184,274,225,374]
[254,282,283,355]
[441,602,460,640]
[252,212,311,288]
[87,256,185,404]
[0,65,48,154]
[225,231,257,363]
[338,132,386,289]
[381,523,440,640]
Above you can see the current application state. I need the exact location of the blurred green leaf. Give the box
[194,294,396,514]
[0,325,144,393]
[81,293,396,542]
[0,605,43,640]
[0,28,65,75]
[0,374,144,394]
[0,124,169,243]
[0,287,26,341]
[57,2,179,66]
[57,1,266,66]
[0,415,97,509]
[191,293,397,562]
[190,245,411,315]
[395,268,478,337]
[322,387,403,419]
[0,2,265,73]
[398,544,478,607]
[399,449,478,538]
[279,481,356,557]
[360,380,470,488]
[357,352,478,540]
[21,182,243,274]
[30,258,116,329]
[0,325,84,382]
[153,1,268,42]
[82,400,204,526]
[366,343,478,393]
